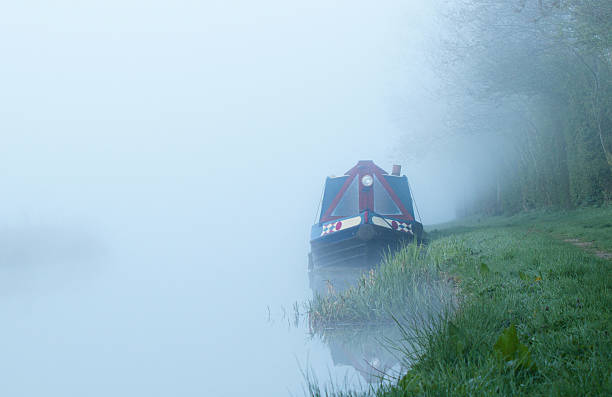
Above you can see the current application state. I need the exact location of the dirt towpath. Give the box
[563,238,612,260]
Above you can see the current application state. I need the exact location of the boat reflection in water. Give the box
[319,326,404,384]
[308,265,373,296]
[308,266,408,384]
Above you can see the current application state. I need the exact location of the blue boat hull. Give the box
[309,221,423,269]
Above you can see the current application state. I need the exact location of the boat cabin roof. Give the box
[318,160,415,223]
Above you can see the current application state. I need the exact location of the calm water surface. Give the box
[0,214,409,396]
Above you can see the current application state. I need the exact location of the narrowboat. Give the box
[309,160,423,269]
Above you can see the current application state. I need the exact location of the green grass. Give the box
[306,206,612,396]
[429,205,612,253]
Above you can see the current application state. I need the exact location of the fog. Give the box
[0,1,455,395]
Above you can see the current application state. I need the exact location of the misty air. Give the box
[1,1,611,396]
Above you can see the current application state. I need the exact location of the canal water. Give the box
[0,2,447,394]
[0,130,429,396]
[0,208,411,396]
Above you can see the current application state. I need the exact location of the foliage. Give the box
[493,324,536,372]
[433,0,612,215]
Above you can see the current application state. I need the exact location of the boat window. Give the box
[331,176,359,217]
[319,176,349,221]
[374,175,402,215]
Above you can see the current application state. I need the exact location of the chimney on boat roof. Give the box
[392,164,401,176]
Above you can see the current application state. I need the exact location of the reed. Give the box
[307,243,455,331]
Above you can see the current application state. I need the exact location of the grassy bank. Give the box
[307,207,612,396]
[430,206,612,253]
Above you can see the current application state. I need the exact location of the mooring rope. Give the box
[407,179,423,224]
